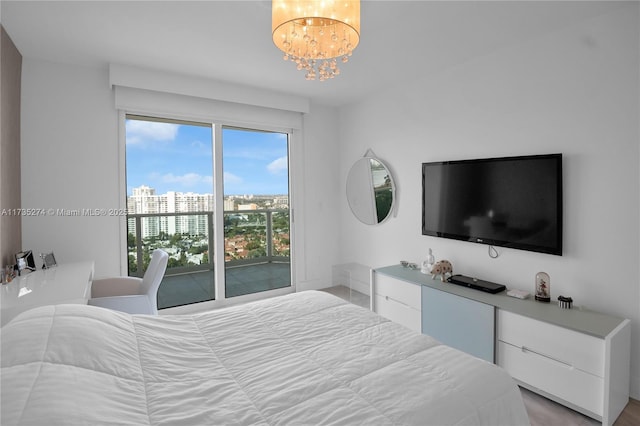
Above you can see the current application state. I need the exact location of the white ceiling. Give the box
[1,1,628,107]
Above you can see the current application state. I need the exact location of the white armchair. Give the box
[88,249,169,315]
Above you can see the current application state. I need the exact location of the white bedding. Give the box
[1,290,529,425]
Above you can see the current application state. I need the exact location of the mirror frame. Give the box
[346,150,396,225]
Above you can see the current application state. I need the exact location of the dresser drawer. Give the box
[497,341,603,416]
[374,294,421,333]
[497,310,604,377]
[374,273,421,310]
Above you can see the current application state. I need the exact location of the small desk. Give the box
[1,261,94,326]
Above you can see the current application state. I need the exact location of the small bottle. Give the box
[421,248,436,274]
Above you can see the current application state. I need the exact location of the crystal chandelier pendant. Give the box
[272,1,360,81]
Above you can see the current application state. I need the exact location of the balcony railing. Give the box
[127,209,290,278]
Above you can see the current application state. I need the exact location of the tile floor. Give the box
[320,285,370,309]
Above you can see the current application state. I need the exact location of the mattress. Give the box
[1,290,530,425]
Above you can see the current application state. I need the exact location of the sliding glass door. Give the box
[125,116,292,308]
[222,127,291,298]
[125,116,215,308]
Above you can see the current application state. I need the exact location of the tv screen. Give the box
[422,154,562,255]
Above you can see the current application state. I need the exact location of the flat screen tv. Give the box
[422,154,562,256]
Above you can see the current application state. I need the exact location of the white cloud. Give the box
[267,156,288,175]
[224,172,243,185]
[190,140,210,152]
[126,120,179,145]
[161,173,213,187]
[225,149,267,161]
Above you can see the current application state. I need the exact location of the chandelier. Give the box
[272,1,360,81]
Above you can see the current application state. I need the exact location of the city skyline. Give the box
[125,118,289,196]
[127,184,289,239]
[127,184,287,198]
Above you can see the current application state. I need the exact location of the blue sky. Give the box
[125,119,289,196]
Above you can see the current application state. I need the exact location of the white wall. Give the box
[21,60,120,278]
[296,104,342,290]
[337,6,640,398]
[20,59,341,289]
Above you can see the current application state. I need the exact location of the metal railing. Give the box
[127,209,290,278]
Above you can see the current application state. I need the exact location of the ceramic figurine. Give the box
[431,260,453,282]
[420,248,436,274]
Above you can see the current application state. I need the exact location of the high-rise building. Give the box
[237,203,258,211]
[223,198,236,211]
[272,196,289,209]
[128,186,213,238]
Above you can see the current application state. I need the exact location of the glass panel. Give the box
[272,211,290,257]
[222,127,291,298]
[346,156,395,225]
[371,159,394,222]
[125,116,215,308]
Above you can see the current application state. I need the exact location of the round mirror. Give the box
[346,156,395,225]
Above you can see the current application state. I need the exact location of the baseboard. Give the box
[296,278,331,292]
[631,373,640,400]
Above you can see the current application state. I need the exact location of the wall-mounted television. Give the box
[422,153,562,256]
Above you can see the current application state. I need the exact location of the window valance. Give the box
[110,64,305,130]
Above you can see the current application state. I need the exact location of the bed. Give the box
[1,290,530,425]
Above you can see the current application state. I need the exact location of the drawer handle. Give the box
[381,294,412,309]
[521,346,573,368]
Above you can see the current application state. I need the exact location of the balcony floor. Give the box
[158,262,291,309]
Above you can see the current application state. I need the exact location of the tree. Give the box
[249,248,266,258]
[142,250,151,272]
[128,254,137,274]
[245,240,262,251]
[127,233,136,249]
[170,233,181,246]
[188,245,207,255]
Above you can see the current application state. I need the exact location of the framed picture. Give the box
[41,252,57,269]
[15,250,36,274]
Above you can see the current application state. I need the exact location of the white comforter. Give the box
[1,290,529,425]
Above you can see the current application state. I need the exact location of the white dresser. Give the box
[371,265,631,426]
[496,309,630,425]
[372,272,421,332]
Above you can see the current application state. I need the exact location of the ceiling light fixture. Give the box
[272,0,360,81]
